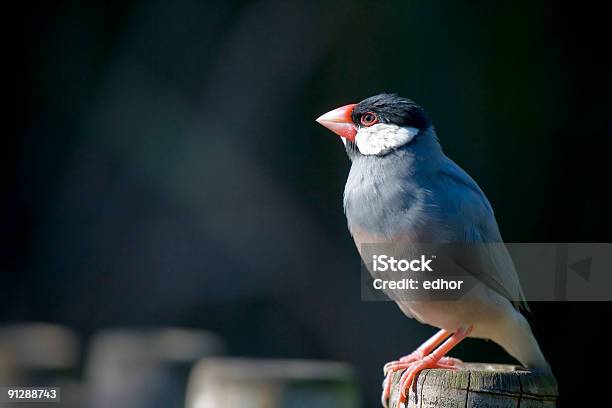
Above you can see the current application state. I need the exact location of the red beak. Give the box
[315,103,357,141]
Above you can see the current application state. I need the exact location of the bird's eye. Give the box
[360,112,378,127]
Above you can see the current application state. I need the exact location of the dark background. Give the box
[6,0,612,406]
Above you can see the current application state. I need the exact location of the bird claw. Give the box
[383,351,423,375]
[380,327,472,408]
[398,358,460,406]
[384,355,461,375]
[381,356,462,408]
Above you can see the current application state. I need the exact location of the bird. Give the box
[315,94,551,408]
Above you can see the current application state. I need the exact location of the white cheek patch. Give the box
[355,123,419,155]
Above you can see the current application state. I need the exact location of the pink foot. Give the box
[381,329,455,407]
[381,356,461,407]
[395,357,459,406]
[380,326,473,408]
[384,355,462,375]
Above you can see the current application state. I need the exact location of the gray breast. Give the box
[343,142,448,245]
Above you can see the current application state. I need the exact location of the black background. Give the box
[7,1,612,406]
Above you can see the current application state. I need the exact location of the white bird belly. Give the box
[397,287,514,341]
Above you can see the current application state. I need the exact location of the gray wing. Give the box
[434,157,528,310]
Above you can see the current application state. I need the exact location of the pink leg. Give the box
[395,326,473,408]
[381,329,459,408]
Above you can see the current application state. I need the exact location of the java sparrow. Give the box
[316,94,551,408]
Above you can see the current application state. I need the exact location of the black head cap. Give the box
[351,93,431,129]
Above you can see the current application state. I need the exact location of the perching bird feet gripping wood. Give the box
[387,363,558,408]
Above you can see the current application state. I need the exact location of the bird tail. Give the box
[493,308,550,371]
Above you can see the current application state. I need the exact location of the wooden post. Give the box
[388,363,558,408]
[186,358,360,408]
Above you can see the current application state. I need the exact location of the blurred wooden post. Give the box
[388,363,558,408]
[0,323,80,379]
[0,323,82,408]
[186,358,360,408]
[86,327,224,408]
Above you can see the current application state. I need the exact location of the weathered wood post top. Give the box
[388,363,558,408]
